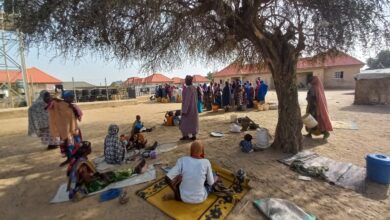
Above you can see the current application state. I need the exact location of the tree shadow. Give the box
[340,104,390,114]
[363,180,390,201]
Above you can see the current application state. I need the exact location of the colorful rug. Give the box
[136,164,250,220]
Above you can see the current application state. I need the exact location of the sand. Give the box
[0,90,389,220]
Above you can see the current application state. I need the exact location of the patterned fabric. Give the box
[67,157,97,200]
[104,124,125,164]
[40,127,60,146]
[28,90,49,137]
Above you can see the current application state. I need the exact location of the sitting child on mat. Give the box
[240,134,261,153]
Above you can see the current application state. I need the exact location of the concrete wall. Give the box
[355,77,390,105]
[323,66,362,89]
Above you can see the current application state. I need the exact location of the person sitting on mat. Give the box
[67,141,147,201]
[163,141,217,204]
[104,124,125,164]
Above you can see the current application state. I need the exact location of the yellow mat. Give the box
[136,164,250,220]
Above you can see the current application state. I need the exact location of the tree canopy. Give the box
[367,50,390,69]
[10,0,390,153]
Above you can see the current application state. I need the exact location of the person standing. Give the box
[48,91,83,166]
[247,83,255,108]
[222,81,231,112]
[180,75,199,141]
[305,76,332,139]
[258,80,268,104]
[28,90,60,150]
[196,85,204,113]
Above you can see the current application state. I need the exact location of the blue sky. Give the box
[24,45,375,86]
[26,47,225,85]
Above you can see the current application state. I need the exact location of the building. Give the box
[0,67,61,99]
[192,74,209,85]
[354,68,390,105]
[214,53,365,89]
[62,81,96,90]
[172,77,184,86]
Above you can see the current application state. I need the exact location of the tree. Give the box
[207,72,215,81]
[367,50,390,69]
[14,0,390,153]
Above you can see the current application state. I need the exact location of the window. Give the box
[334,71,344,79]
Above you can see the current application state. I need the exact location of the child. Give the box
[164,111,174,126]
[173,110,181,126]
[131,115,153,136]
[131,129,148,149]
[240,134,254,153]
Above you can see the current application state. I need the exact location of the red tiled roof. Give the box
[214,63,266,77]
[0,67,61,84]
[192,74,209,83]
[215,53,365,77]
[143,73,173,84]
[297,54,365,69]
[124,77,141,85]
[172,77,184,84]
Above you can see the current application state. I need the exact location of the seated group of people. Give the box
[104,115,156,165]
[164,110,181,126]
[67,141,147,201]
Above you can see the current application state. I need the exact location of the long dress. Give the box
[306,76,333,134]
[197,86,204,113]
[180,85,199,136]
[258,82,268,103]
[222,85,230,107]
[28,90,60,147]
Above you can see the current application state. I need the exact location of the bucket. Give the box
[257,104,264,111]
[256,127,271,149]
[212,104,219,112]
[302,113,318,128]
[366,153,390,184]
[263,103,270,111]
[253,101,259,109]
[230,114,238,123]
[150,150,157,159]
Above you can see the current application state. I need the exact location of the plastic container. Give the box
[212,104,219,112]
[366,153,390,184]
[302,113,318,128]
[150,150,157,159]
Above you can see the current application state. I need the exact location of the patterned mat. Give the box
[136,164,250,220]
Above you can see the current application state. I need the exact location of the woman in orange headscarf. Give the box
[164,141,215,204]
[305,76,333,139]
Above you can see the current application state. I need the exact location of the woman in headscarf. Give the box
[164,141,215,204]
[305,76,333,139]
[214,84,222,107]
[28,90,59,150]
[196,85,204,113]
[247,83,255,108]
[180,75,199,141]
[235,84,244,111]
[48,91,83,166]
[222,81,231,112]
[230,81,236,108]
[104,124,125,164]
[258,80,268,104]
[67,141,136,201]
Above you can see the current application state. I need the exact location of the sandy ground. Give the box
[0,90,389,220]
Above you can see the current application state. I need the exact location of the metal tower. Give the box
[0,0,30,107]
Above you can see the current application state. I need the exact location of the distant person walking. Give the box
[180,75,199,141]
[222,81,231,111]
[305,76,333,140]
[28,90,60,150]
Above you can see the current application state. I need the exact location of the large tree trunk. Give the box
[270,56,303,153]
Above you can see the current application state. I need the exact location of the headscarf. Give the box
[28,90,49,136]
[190,141,205,159]
[104,124,124,164]
[311,76,333,132]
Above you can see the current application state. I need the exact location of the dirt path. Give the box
[0,90,389,220]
